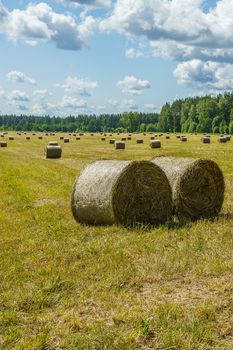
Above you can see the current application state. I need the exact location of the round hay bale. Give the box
[1,134,4,138]
[115,141,125,149]
[150,136,155,140]
[201,136,210,144]
[166,135,170,139]
[150,140,161,148]
[181,136,187,141]
[218,136,227,143]
[0,141,7,147]
[76,136,81,140]
[176,135,181,139]
[101,137,106,141]
[127,136,131,140]
[60,136,64,140]
[26,136,30,140]
[109,139,115,144]
[226,135,231,141]
[136,138,144,144]
[71,160,173,226]
[9,136,14,140]
[38,136,43,140]
[45,145,62,159]
[64,138,70,143]
[121,137,127,141]
[151,157,225,221]
[49,141,58,146]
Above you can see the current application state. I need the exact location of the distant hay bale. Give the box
[1,134,4,138]
[176,135,181,139]
[76,137,81,140]
[150,136,155,140]
[181,136,187,141]
[26,136,30,140]
[90,133,94,136]
[38,136,43,140]
[121,137,127,141]
[45,145,62,159]
[0,141,7,147]
[64,138,70,143]
[218,136,227,143]
[71,160,173,226]
[150,140,161,148]
[166,135,170,139]
[101,137,106,141]
[109,139,115,144]
[60,136,64,140]
[136,138,144,144]
[226,135,231,141]
[127,136,131,140]
[152,156,225,221]
[73,133,76,136]
[115,141,125,149]
[201,136,210,143]
[49,141,58,146]
[9,136,14,140]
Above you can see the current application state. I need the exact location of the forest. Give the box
[1,93,233,133]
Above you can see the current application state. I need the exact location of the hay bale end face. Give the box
[181,136,187,141]
[152,157,225,221]
[150,140,161,148]
[45,145,62,159]
[38,136,43,140]
[71,160,173,226]
[0,141,7,147]
[115,141,125,149]
[136,138,144,144]
[109,139,115,144]
[219,136,227,143]
[76,137,81,140]
[64,138,70,143]
[26,136,31,140]
[9,136,14,140]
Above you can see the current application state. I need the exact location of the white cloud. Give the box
[61,95,87,108]
[6,90,30,102]
[143,103,157,111]
[174,59,233,91]
[0,2,97,50]
[32,89,51,99]
[117,75,150,95]
[125,48,144,58]
[57,76,98,96]
[7,70,37,85]
[107,98,119,107]
[56,0,111,8]
[120,99,138,110]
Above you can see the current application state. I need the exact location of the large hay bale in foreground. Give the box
[71,160,173,226]
[152,157,225,221]
[45,145,62,159]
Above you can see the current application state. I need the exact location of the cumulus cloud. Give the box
[61,95,87,108]
[7,70,37,85]
[125,48,144,58]
[174,59,233,91]
[57,76,98,96]
[0,2,97,50]
[120,99,138,110]
[5,90,30,102]
[117,75,150,95]
[56,0,111,8]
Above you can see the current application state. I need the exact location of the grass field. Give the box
[0,132,233,350]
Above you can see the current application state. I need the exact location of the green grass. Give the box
[0,132,233,349]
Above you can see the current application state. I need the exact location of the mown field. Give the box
[0,132,233,350]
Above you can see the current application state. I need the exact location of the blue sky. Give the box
[1,0,233,116]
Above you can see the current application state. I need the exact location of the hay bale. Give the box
[127,136,131,140]
[38,136,43,140]
[136,138,144,144]
[218,136,227,143]
[45,145,62,159]
[26,136,31,140]
[76,137,81,140]
[1,134,4,138]
[109,139,115,144]
[201,136,210,143]
[150,136,155,140]
[150,140,161,148]
[176,135,181,139]
[151,157,225,220]
[0,141,7,147]
[64,138,70,143]
[121,137,127,141]
[101,137,106,141]
[71,160,173,226]
[226,135,231,141]
[181,136,187,141]
[49,141,58,146]
[166,135,170,139]
[60,136,64,140]
[9,136,14,140]
[115,141,125,149]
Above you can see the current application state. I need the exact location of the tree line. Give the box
[1,93,233,133]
